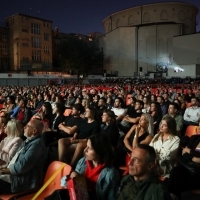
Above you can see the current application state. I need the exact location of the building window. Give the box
[22,29,28,33]
[32,50,41,61]
[44,59,50,67]
[22,43,29,47]
[44,33,49,41]
[2,31,7,40]
[44,22,49,27]
[44,46,50,53]
[31,23,41,35]
[0,44,9,54]
[32,37,41,48]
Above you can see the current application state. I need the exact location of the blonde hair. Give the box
[142,113,154,136]
[6,119,22,137]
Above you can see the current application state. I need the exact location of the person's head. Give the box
[18,99,27,108]
[98,97,106,108]
[139,114,154,135]
[168,102,179,115]
[42,102,52,114]
[129,144,156,180]
[75,97,82,104]
[24,119,44,138]
[0,115,8,127]
[173,99,181,107]
[37,94,43,101]
[135,100,144,111]
[7,96,15,105]
[143,96,150,104]
[151,95,156,102]
[5,119,22,137]
[157,96,164,105]
[53,103,65,115]
[84,106,97,120]
[150,102,161,115]
[160,116,177,136]
[82,99,90,108]
[163,93,169,101]
[114,97,123,108]
[71,103,84,116]
[191,97,199,107]
[84,134,115,166]
[101,109,116,124]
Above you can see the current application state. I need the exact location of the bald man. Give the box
[0,119,47,194]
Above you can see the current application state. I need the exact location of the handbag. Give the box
[179,158,200,175]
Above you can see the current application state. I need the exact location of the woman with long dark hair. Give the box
[70,134,120,200]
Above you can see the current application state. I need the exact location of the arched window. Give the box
[143,12,150,22]
[161,10,168,20]
[128,15,134,25]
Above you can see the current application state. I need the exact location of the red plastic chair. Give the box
[185,126,198,137]
[119,153,131,176]
[16,161,71,200]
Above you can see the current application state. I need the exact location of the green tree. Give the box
[58,38,99,76]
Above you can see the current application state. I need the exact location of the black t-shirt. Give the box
[100,122,119,147]
[77,118,100,139]
[60,116,83,135]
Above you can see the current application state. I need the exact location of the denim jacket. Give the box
[9,135,46,193]
[75,157,120,200]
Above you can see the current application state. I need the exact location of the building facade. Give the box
[6,13,53,71]
[99,2,199,76]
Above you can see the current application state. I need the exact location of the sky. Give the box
[0,0,200,35]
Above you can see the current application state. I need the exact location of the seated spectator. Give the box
[123,113,154,152]
[0,119,23,168]
[183,97,200,127]
[117,144,172,200]
[149,117,180,178]
[161,102,183,136]
[0,119,46,194]
[157,96,168,116]
[120,100,143,133]
[149,102,162,135]
[31,93,44,115]
[0,115,8,142]
[111,97,127,122]
[106,96,113,110]
[96,97,107,122]
[58,106,99,164]
[168,122,200,200]
[50,102,65,132]
[57,103,83,138]
[185,88,195,103]
[14,99,32,126]
[142,96,151,113]
[2,96,15,114]
[70,134,120,200]
[116,114,153,167]
[68,109,119,169]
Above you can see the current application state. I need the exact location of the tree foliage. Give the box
[58,38,101,75]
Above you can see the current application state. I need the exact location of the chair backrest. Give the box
[185,125,198,137]
[36,161,71,199]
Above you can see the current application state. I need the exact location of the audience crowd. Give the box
[0,81,199,199]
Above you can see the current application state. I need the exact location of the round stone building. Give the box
[100,2,198,76]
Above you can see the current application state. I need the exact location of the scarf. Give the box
[84,160,105,192]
